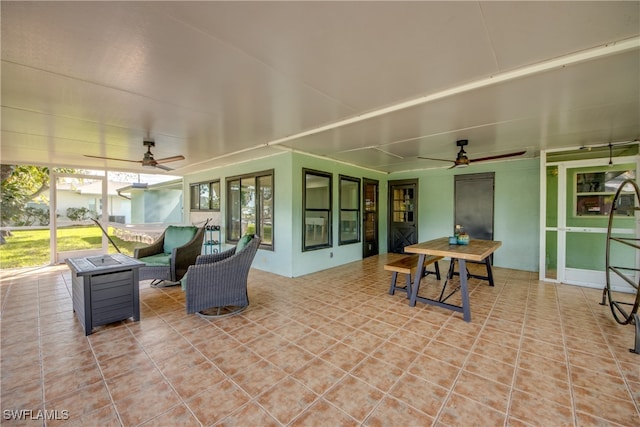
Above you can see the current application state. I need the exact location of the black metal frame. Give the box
[601,178,640,354]
[408,256,495,322]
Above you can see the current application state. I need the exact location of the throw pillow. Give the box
[180,272,188,291]
[236,234,253,252]
[163,226,198,254]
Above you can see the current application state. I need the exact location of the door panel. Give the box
[388,180,418,254]
[363,178,379,258]
[454,173,494,240]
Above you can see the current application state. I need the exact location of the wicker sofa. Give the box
[184,234,261,317]
[134,225,206,286]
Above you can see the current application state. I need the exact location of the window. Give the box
[339,175,360,245]
[190,180,220,211]
[226,170,273,248]
[303,169,332,251]
[575,169,635,217]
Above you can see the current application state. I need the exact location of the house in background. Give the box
[116,179,183,225]
[52,178,183,227]
[54,180,131,225]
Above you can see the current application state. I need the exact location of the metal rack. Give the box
[601,178,640,354]
[204,225,221,254]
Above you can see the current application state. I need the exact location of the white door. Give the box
[542,154,639,291]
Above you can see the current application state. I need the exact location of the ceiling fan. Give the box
[85,140,185,171]
[418,139,526,168]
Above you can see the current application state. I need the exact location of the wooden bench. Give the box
[385,254,443,296]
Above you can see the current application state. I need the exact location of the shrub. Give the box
[66,207,95,221]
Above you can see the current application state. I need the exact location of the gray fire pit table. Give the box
[66,253,145,335]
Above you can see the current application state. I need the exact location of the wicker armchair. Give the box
[185,235,261,318]
[134,225,206,286]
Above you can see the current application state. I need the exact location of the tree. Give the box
[1,165,50,224]
[1,165,52,244]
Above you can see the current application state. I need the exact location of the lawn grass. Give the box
[0,226,147,269]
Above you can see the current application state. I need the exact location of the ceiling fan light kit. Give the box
[454,140,470,167]
[418,139,525,169]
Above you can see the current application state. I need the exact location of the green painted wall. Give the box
[184,152,295,277]
[291,153,388,277]
[390,158,540,272]
[183,152,387,277]
[184,153,540,276]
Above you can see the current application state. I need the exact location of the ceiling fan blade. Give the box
[154,155,185,164]
[470,150,526,163]
[154,164,174,171]
[84,155,142,164]
[417,156,456,164]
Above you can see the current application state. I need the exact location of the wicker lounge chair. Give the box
[134,224,206,286]
[184,234,261,318]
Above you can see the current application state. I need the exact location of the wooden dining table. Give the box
[403,237,502,322]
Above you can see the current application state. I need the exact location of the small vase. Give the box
[457,234,469,245]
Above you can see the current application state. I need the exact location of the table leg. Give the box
[409,254,425,307]
[459,259,471,322]
[484,256,495,287]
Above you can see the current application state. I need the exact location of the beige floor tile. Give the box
[439,392,507,427]
[2,260,639,426]
[139,404,201,427]
[364,396,433,426]
[113,380,181,426]
[232,359,288,397]
[44,363,103,402]
[290,399,358,427]
[320,342,368,372]
[256,377,317,425]
[452,370,511,413]
[292,357,347,395]
[45,382,112,425]
[389,373,449,417]
[323,375,384,422]
[264,342,315,373]
[351,356,404,392]
[572,385,640,426]
[217,402,280,427]
[464,352,515,386]
[513,366,573,408]
[407,354,461,389]
[508,389,574,427]
[294,330,339,355]
[422,340,470,368]
[186,379,250,426]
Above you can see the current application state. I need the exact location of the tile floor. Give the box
[1,255,639,426]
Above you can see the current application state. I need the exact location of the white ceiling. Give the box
[1,1,639,175]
